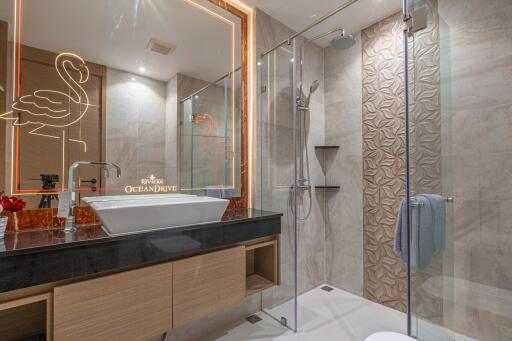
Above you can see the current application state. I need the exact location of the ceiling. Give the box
[0,0,402,81]
[242,0,402,47]
[0,0,241,82]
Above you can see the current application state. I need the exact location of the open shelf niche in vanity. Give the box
[0,293,52,340]
[245,238,280,296]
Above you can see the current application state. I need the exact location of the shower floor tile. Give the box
[208,285,476,341]
[209,285,405,341]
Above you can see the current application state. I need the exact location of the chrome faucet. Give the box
[65,161,122,232]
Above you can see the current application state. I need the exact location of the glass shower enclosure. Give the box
[257,38,299,331]
[407,0,512,339]
[256,0,512,339]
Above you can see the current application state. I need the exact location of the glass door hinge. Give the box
[405,5,428,36]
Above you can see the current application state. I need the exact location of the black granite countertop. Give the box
[0,208,282,293]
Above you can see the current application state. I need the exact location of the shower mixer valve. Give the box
[296,96,310,111]
[296,178,311,191]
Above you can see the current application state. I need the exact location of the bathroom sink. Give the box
[82,194,229,236]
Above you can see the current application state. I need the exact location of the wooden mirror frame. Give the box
[209,0,249,209]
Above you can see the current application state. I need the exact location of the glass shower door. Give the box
[178,72,241,197]
[408,0,512,340]
[257,38,298,331]
[407,0,452,338]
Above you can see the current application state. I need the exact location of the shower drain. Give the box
[321,285,334,292]
[246,315,262,324]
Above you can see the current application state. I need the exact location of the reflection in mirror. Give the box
[0,0,244,213]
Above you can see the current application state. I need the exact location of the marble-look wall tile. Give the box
[324,32,364,295]
[165,75,178,187]
[106,68,167,188]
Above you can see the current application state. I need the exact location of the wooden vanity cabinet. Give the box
[173,246,246,327]
[2,237,279,340]
[53,262,173,341]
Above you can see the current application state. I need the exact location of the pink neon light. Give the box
[16,0,22,98]
[14,127,20,192]
[17,187,121,193]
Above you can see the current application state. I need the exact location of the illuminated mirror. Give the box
[0,0,246,211]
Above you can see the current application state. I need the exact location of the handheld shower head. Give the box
[305,80,320,106]
[310,80,320,94]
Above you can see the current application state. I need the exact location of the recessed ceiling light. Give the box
[131,77,137,81]
[139,66,146,73]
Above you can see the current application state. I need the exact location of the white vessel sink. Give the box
[82,194,229,236]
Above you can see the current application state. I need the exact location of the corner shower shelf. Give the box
[315,146,340,191]
[314,145,340,150]
[314,185,340,190]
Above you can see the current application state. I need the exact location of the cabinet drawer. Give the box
[173,246,245,327]
[54,262,173,341]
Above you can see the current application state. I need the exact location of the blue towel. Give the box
[423,194,446,253]
[205,186,236,199]
[394,194,446,270]
[414,195,434,269]
[394,199,407,259]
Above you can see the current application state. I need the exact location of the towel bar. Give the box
[410,197,453,207]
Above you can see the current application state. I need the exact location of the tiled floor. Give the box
[207,285,477,341]
[209,285,406,341]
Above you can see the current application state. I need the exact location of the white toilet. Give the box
[365,332,416,341]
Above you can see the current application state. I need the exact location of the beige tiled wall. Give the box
[105,68,168,188]
[165,74,178,187]
[324,32,364,295]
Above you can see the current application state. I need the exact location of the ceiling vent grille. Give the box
[147,38,176,56]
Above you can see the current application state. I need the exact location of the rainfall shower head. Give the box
[329,32,356,49]
[309,27,356,50]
